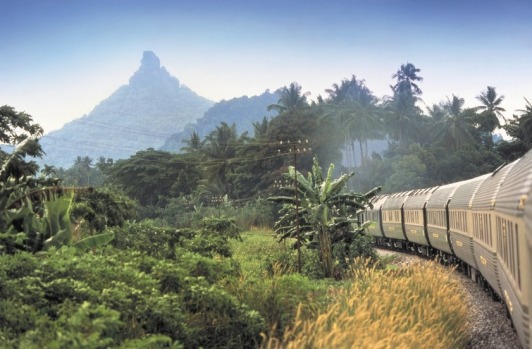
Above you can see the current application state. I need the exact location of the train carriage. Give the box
[365,195,388,238]
[447,175,490,270]
[494,151,532,349]
[403,187,437,249]
[525,177,532,349]
[381,191,412,245]
[425,182,460,255]
[471,159,520,297]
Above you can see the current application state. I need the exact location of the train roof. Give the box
[368,195,389,210]
[471,159,520,210]
[426,180,463,209]
[447,174,490,210]
[404,186,438,209]
[382,190,413,209]
[496,149,532,216]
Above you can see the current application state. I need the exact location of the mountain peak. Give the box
[129,51,176,86]
[141,51,160,70]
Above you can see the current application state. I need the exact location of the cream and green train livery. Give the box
[366,149,532,349]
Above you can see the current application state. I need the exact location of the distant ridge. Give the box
[161,90,279,152]
[39,51,213,168]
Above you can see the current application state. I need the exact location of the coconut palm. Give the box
[475,86,506,146]
[267,82,310,116]
[41,164,57,178]
[181,131,203,153]
[476,86,506,122]
[433,95,476,150]
[202,122,240,197]
[391,63,423,96]
[519,98,532,139]
[326,76,383,166]
[383,90,423,146]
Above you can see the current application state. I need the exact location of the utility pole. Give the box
[210,195,224,217]
[278,139,311,273]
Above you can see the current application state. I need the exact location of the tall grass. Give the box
[261,259,469,349]
[224,229,331,334]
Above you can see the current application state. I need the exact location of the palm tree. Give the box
[326,76,383,167]
[433,95,476,150]
[383,90,423,146]
[202,122,240,197]
[41,164,57,177]
[476,86,506,121]
[181,131,203,153]
[267,82,310,116]
[475,86,506,147]
[391,63,423,96]
[519,98,532,139]
[252,117,269,139]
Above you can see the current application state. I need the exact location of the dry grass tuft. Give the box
[261,259,469,349]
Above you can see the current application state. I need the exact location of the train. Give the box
[365,148,532,349]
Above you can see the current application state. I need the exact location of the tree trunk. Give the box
[318,227,334,278]
[359,139,364,163]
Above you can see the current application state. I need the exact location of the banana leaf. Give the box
[73,232,115,251]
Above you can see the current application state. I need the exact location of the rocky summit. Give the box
[39,51,214,168]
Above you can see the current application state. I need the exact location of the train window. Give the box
[516,223,521,289]
[473,213,492,247]
[405,210,421,225]
[496,216,521,291]
[450,211,469,233]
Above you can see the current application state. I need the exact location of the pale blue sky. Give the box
[1,0,531,133]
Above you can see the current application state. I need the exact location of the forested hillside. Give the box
[161,90,279,152]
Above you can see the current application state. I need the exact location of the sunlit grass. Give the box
[261,259,469,349]
[229,231,469,348]
[230,228,281,277]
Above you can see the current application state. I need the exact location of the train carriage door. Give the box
[445,198,455,256]
[422,201,432,248]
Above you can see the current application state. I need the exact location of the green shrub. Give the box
[0,300,39,336]
[183,283,265,348]
[0,246,264,348]
[155,197,276,230]
[200,216,241,241]
[110,221,193,259]
[333,234,379,275]
[177,250,238,283]
[19,301,124,349]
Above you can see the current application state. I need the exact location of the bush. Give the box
[154,197,276,230]
[0,247,265,348]
[110,221,193,259]
[183,283,265,348]
[111,218,240,259]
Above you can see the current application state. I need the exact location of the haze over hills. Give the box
[161,90,279,152]
[39,51,214,168]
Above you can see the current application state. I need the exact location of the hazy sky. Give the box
[2,0,531,133]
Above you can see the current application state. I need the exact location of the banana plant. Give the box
[269,156,380,277]
[0,139,113,254]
